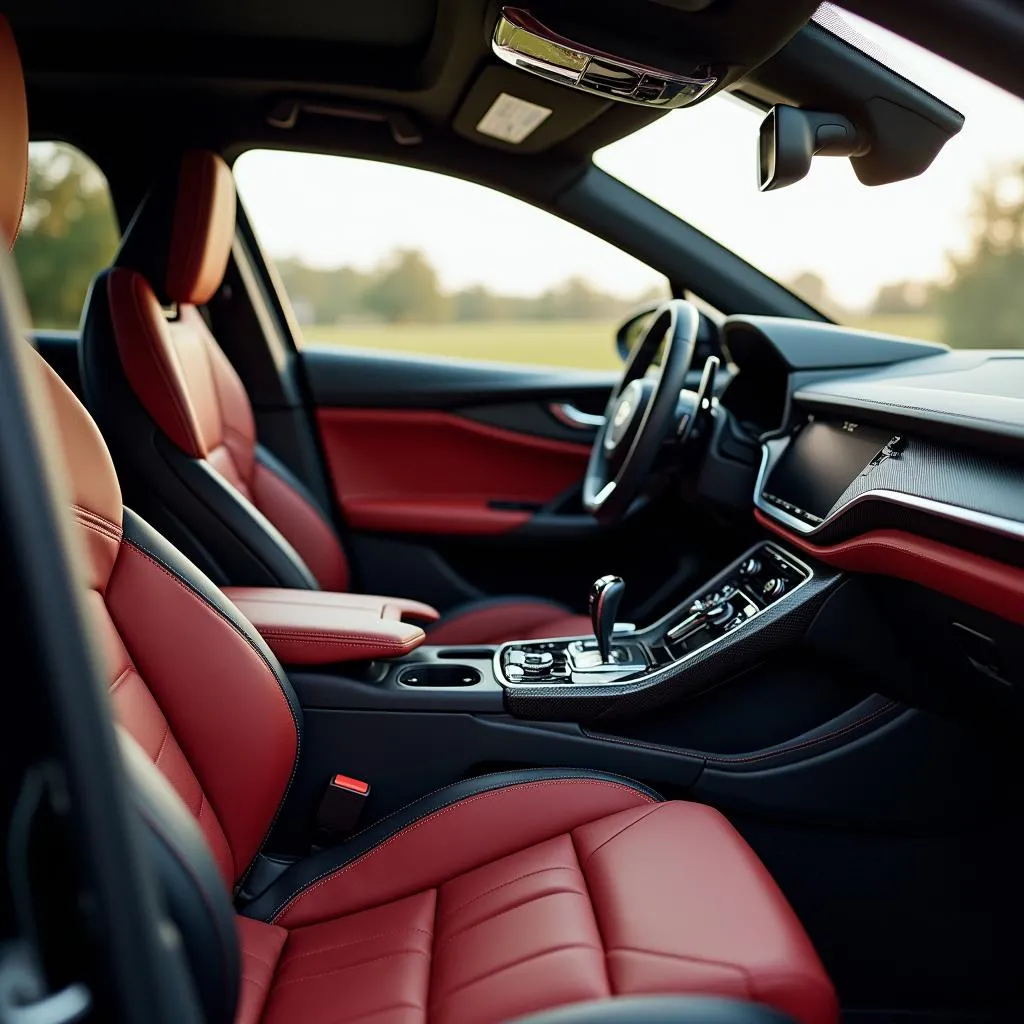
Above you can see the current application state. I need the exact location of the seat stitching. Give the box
[440,865,579,919]
[607,944,755,976]
[283,927,434,964]
[580,803,666,867]
[431,943,604,1005]
[272,949,430,991]
[120,537,301,882]
[436,886,587,949]
[152,724,171,768]
[240,949,277,973]
[320,1003,425,1024]
[259,631,418,647]
[269,779,656,923]
[108,664,133,695]
[569,830,612,997]
[341,774,659,849]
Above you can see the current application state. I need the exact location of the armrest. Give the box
[222,587,440,665]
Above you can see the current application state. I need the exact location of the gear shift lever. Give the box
[589,575,625,664]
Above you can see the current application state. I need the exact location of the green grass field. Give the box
[302,314,944,371]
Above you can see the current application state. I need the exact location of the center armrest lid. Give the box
[222,587,439,665]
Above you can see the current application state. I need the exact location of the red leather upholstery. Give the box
[316,408,589,536]
[35,348,838,1020]
[105,264,351,590]
[222,586,435,664]
[755,510,1024,626]
[235,781,836,1024]
[428,599,592,646]
[0,16,27,249]
[36,350,300,887]
[236,917,287,1024]
[165,150,236,306]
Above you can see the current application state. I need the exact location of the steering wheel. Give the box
[583,299,700,524]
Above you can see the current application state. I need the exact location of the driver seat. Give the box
[80,150,591,645]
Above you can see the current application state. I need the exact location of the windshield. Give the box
[595,9,1024,349]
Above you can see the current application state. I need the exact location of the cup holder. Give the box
[398,664,483,687]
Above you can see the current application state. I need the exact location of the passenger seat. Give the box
[79,153,592,644]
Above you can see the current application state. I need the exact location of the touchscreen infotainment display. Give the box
[763,420,892,521]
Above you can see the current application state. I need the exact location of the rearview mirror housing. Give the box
[758,104,867,191]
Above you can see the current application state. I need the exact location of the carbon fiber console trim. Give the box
[501,543,843,721]
[755,433,1024,565]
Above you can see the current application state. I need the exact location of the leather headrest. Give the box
[116,150,236,306]
[0,16,28,250]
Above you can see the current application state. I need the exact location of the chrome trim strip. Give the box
[494,542,814,688]
[547,402,605,430]
[754,438,1024,543]
[491,7,717,110]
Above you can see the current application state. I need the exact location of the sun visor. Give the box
[453,65,611,152]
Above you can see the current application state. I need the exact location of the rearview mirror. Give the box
[758,104,866,191]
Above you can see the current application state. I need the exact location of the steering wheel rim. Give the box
[582,299,699,524]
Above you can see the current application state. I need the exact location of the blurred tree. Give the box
[872,280,935,315]
[14,144,119,328]
[269,250,667,326]
[940,163,1024,349]
[786,271,847,321]
[362,249,449,323]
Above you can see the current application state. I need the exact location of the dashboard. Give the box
[712,316,1024,629]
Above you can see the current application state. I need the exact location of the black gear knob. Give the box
[589,575,625,664]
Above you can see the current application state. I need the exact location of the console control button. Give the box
[762,577,786,599]
[705,600,734,624]
[739,557,761,577]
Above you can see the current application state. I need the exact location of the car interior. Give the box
[0,2,1022,1023]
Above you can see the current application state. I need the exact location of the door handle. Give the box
[547,403,605,430]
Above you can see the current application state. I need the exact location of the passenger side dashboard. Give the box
[719,314,1024,703]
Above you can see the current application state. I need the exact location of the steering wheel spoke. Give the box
[583,299,700,524]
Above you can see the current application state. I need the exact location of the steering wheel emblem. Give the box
[604,379,645,452]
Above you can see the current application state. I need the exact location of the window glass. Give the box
[596,10,1024,348]
[235,150,668,370]
[14,142,119,329]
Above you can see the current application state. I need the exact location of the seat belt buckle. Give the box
[316,774,369,843]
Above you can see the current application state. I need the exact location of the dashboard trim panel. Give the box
[755,437,1024,545]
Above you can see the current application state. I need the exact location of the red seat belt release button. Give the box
[317,774,370,839]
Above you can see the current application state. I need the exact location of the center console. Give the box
[496,543,812,688]
[251,541,841,723]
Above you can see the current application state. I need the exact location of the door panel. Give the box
[316,407,590,535]
[301,348,734,620]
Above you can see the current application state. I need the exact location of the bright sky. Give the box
[235,9,1024,312]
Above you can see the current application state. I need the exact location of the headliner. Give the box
[5,0,438,47]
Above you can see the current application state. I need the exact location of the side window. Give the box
[13,142,119,329]
[234,150,668,370]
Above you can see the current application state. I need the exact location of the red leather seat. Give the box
[3,18,836,1024]
[36,291,838,1024]
[78,150,591,645]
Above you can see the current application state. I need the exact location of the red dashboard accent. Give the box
[755,509,1024,625]
[315,408,589,535]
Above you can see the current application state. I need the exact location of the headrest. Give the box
[0,16,28,250]
[116,150,236,306]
